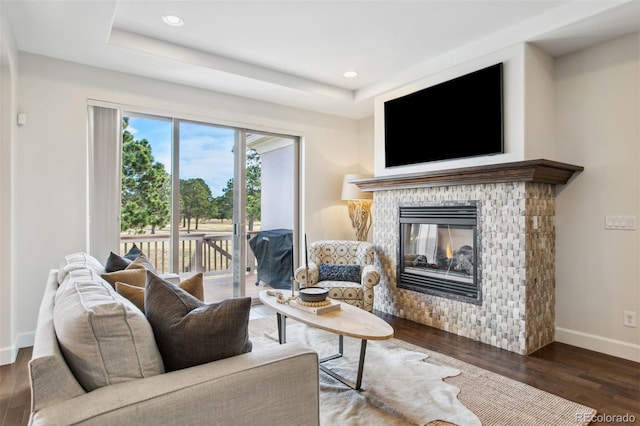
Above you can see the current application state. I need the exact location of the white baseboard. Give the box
[0,345,18,365]
[0,331,35,366]
[555,327,640,363]
[16,330,35,350]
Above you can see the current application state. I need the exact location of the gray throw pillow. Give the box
[104,251,132,272]
[319,264,361,282]
[124,244,141,260]
[145,272,252,372]
[104,245,144,272]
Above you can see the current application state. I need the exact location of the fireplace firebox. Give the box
[399,204,480,304]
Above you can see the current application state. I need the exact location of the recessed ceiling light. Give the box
[162,14,184,27]
[343,71,358,78]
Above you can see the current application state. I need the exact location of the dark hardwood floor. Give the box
[2,307,638,426]
[0,347,31,426]
[376,311,640,425]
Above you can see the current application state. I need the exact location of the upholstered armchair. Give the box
[294,240,381,312]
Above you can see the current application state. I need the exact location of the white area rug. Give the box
[249,317,597,426]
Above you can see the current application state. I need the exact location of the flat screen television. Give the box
[384,62,504,168]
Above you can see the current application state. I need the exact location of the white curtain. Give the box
[88,105,121,259]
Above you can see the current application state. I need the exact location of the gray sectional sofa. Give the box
[29,253,320,425]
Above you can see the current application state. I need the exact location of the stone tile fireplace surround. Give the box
[355,160,583,355]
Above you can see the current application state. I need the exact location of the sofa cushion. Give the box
[58,267,103,292]
[145,272,252,372]
[54,278,165,391]
[30,271,86,413]
[116,273,204,313]
[319,264,361,282]
[56,252,105,284]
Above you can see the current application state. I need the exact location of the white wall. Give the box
[0,1,19,364]
[261,144,295,231]
[555,33,639,361]
[358,115,375,175]
[5,34,637,364]
[373,43,560,176]
[523,43,556,159]
[354,115,376,242]
[4,52,361,362]
[371,36,639,361]
[374,44,527,176]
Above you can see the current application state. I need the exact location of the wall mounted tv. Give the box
[384,62,504,168]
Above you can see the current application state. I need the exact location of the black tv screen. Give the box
[384,63,504,168]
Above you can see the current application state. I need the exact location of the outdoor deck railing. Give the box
[120,231,259,276]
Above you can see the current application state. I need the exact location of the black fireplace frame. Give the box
[398,202,482,305]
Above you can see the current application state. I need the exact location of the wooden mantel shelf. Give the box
[354,159,584,192]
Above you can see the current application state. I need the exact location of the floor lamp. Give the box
[341,174,373,241]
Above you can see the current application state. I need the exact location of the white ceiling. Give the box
[4,0,639,119]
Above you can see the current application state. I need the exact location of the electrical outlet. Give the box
[623,311,637,328]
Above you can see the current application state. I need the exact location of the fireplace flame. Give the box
[446,243,453,259]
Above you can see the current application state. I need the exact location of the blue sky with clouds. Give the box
[126,116,234,197]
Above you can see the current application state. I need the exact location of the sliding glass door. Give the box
[119,112,298,302]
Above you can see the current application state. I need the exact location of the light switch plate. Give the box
[605,215,636,230]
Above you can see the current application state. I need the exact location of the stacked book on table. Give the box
[289,298,341,315]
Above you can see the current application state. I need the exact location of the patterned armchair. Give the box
[294,240,381,312]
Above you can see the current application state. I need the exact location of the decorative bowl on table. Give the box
[298,287,328,303]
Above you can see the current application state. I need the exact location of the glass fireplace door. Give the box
[398,204,480,304]
[403,223,475,283]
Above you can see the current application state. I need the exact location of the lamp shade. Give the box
[341,174,373,201]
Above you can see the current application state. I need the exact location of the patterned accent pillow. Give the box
[145,272,252,372]
[319,264,361,282]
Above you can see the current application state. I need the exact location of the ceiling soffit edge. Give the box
[108,28,355,102]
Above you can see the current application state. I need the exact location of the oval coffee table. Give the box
[259,290,394,390]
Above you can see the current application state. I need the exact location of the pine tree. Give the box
[121,119,171,234]
[213,148,261,230]
[180,178,214,232]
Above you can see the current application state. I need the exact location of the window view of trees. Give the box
[180,177,214,232]
[245,149,262,231]
[215,149,262,231]
[118,114,294,298]
[120,117,261,235]
[121,118,171,234]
